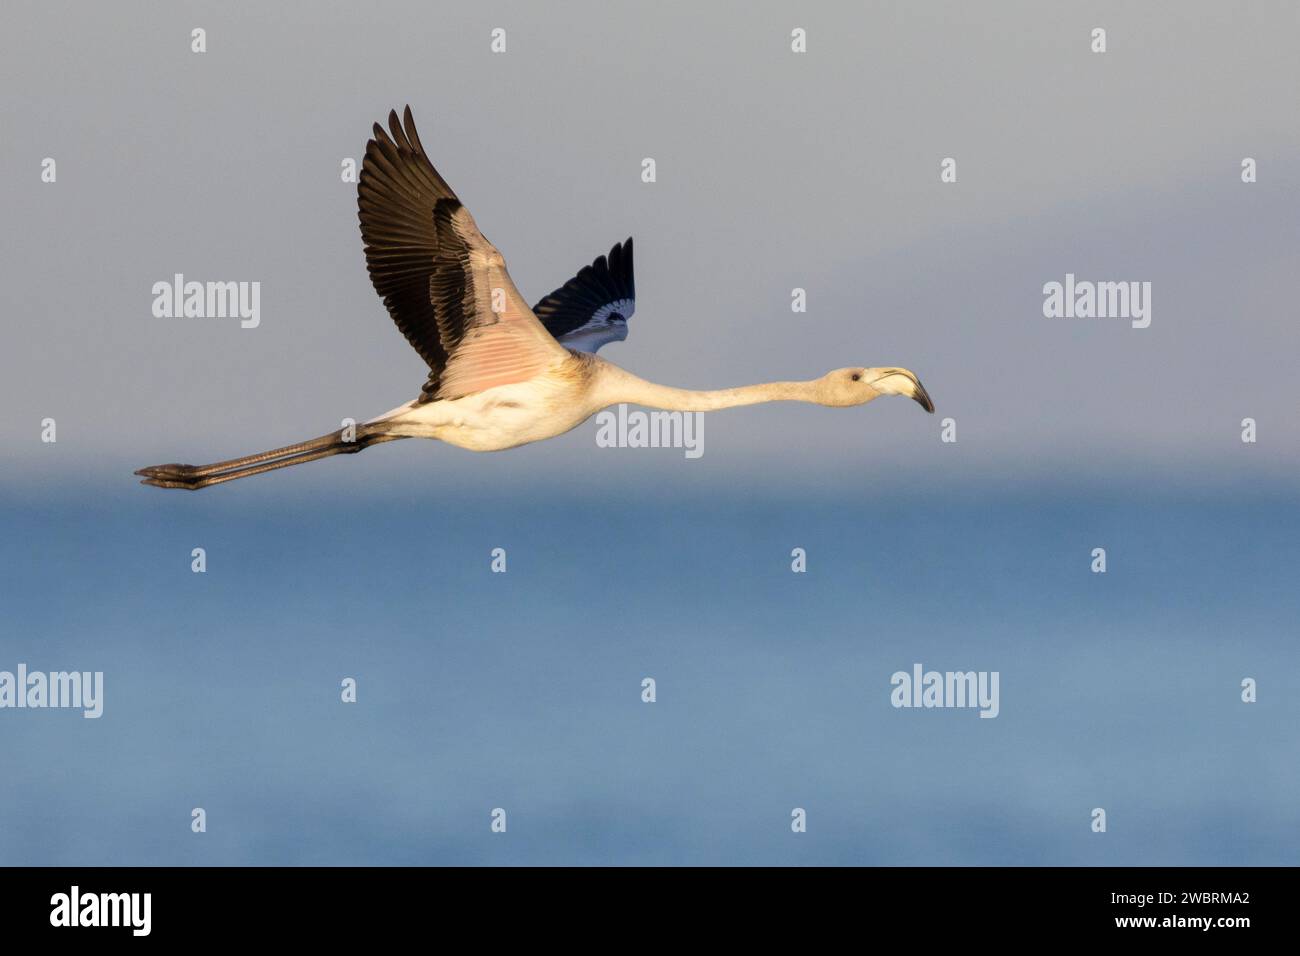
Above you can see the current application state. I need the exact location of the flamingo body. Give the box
[136,107,933,490]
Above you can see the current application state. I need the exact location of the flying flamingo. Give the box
[137,107,934,490]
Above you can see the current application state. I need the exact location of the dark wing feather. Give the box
[532,238,636,342]
[357,106,459,382]
[357,107,562,401]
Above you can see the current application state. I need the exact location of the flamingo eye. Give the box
[851,372,861,381]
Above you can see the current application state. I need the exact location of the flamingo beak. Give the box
[869,368,935,413]
[911,377,935,413]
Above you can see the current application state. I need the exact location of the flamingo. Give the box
[136,107,934,490]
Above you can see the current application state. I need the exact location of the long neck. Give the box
[601,366,821,412]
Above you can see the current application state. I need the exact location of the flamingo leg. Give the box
[136,431,405,490]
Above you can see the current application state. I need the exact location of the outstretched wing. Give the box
[357,106,566,402]
[532,238,635,353]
